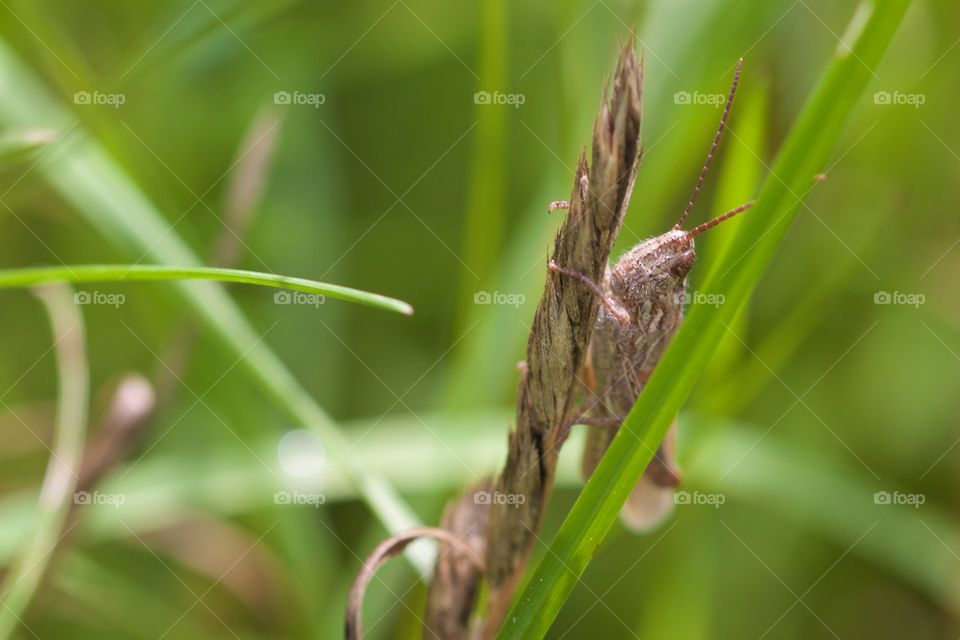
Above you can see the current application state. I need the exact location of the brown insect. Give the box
[550,59,752,530]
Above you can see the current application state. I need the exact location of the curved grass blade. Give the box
[498,1,913,637]
[0,284,88,638]
[0,265,413,316]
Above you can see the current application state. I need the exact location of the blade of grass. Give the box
[452,0,506,324]
[498,2,912,636]
[0,284,88,638]
[0,36,431,574]
[0,264,413,316]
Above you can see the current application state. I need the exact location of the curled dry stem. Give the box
[345,527,485,640]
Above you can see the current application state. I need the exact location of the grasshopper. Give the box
[550,60,752,530]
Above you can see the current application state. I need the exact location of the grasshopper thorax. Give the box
[608,229,694,320]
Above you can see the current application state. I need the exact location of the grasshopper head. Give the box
[609,229,695,315]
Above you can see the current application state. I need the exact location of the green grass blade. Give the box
[0,264,413,315]
[498,2,912,637]
[0,284,88,638]
[453,0,507,321]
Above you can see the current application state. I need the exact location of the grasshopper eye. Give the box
[668,249,696,277]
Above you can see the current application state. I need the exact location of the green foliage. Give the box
[0,0,954,638]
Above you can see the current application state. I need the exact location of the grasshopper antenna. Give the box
[674,58,743,230]
[686,200,754,238]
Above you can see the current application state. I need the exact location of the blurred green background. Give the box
[0,0,957,638]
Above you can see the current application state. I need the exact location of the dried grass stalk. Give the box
[415,44,644,639]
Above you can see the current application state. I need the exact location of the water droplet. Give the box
[277,429,326,478]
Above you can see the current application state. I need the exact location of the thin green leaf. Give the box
[0,284,88,638]
[498,1,913,636]
[0,264,413,316]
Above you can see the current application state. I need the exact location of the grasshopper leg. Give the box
[548,261,631,325]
